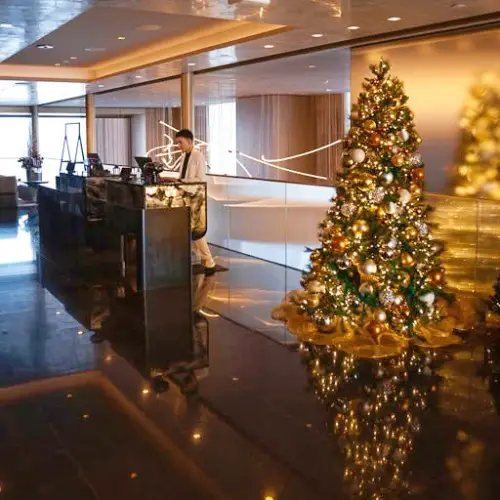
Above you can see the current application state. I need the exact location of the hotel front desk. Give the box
[40,176,207,293]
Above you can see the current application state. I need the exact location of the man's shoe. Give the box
[204,266,217,276]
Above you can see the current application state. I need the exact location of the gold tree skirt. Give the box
[272,291,480,358]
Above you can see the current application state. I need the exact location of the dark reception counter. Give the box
[40,175,207,293]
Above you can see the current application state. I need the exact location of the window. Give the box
[0,116,31,179]
[207,100,236,176]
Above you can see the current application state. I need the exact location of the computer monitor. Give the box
[134,156,152,170]
[120,167,132,181]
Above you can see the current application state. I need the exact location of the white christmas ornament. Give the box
[398,189,411,205]
[399,129,410,142]
[385,201,398,215]
[350,148,366,164]
[387,237,398,249]
[418,292,435,307]
[382,172,394,185]
[361,259,377,274]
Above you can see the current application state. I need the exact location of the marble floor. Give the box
[0,209,500,499]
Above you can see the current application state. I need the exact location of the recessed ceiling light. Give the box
[311,33,324,38]
[309,65,316,69]
[263,44,274,49]
[137,24,161,31]
[135,75,142,79]
[0,23,14,29]
[117,36,126,40]
[36,44,54,50]
[188,62,196,67]
[98,84,105,88]
[63,60,69,64]
[387,16,401,21]
[84,47,106,52]
[326,88,333,92]
[70,56,77,60]
[452,2,467,7]
[347,25,360,30]
[54,63,61,67]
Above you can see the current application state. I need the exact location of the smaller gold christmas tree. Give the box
[453,72,500,199]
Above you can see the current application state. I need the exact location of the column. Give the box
[29,105,39,157]
[181,72,194,132]
[86,94,96,155]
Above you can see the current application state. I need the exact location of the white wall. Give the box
[131,113,146,158]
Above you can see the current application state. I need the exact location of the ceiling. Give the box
[5,7,228,66]
[0,0,499,105]
[43,47,350,109]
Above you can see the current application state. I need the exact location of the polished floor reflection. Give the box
[0,210,500,499]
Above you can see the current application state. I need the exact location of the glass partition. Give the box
[205,174,500,342]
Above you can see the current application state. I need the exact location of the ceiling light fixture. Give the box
[452,3,467,7]
[135,75,142,79]
[117,36,126,40]
[0,23,14,29]
[70,56,77,60]
[36,44,54,50]
[54,63,61,66]
[63,60,69,63]
[347,25,360,30]
[188,62,196,67]
[84,47,106,52]
[326,88,333,92]
[387,16,401,21]
[263,44,274,49]
[309,65,316,69]
[98,84,105,88]
[311,33,324,38]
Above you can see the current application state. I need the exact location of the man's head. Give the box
[175,129,194,153]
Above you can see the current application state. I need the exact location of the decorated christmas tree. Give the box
[453,73,500,200]
[301,342,439,498]
[273,59,461,353]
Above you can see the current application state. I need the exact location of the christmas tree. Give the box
[301,342,438,498]
[296,59,453,343]
[453,73,500,199]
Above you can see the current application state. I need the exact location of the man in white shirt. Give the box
[175,129,216,275]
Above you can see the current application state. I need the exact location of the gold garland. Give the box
[271,290,479,358]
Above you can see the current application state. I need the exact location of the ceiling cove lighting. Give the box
[387,16,401,21]
[36,44,54,49]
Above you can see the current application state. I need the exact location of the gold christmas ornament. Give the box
[331,235,349,252]
[370,133,382,146]
[359,282,374,295]
[391,154,405,167]
[375,309,387,322]
[412,168,425,182]
[308,280,325,294]
[366,320,385,337]
[401,252,415,267]
[352,219,370,236]
[363,119,377,131]
[404,226,419,240]
[410,184,422,197]
[385,201,398,215]
[357,173,375,191]
[428,269,445,286]
[396,271,411,288]
[307,294,321,308]
[310,251,321,262]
